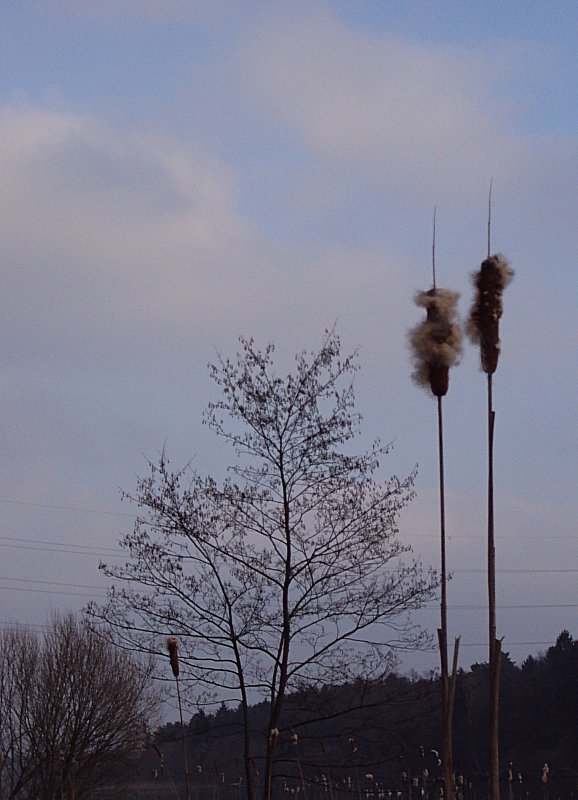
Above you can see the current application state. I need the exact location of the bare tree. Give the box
[91,330,435,800]
[0,627,39,799]
[0,613,159,800]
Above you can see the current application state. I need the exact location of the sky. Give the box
[0,0,576,702]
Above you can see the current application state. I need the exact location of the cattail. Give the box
[409,246,462,800]
[269,728,279,747]
[166,635,179,677]
[409,289,462,397]
[467,254,514,374]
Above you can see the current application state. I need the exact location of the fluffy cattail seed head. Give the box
[409,288,462,397]
[166,636,179,678]
[467,254,514,374]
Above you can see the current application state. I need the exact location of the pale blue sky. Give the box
[0,1,576,698]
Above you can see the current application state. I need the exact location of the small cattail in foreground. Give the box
[467,254,514,374]
[541,764,549,785]
[269,728,279,748]
[166,635,179,677]
[409,289,462,397]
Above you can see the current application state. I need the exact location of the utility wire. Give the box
[0,575,574,609]
[0,536,576,571]
[0,498,134,516]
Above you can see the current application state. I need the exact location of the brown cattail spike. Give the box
[467,254,514,374]
[409,288,462,397]
[166,635,180,678]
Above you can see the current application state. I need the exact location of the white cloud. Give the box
[241,8,526,192]
[0,104,430,376]
[0,106,282,363]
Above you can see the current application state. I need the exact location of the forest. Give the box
[131,630,578,800]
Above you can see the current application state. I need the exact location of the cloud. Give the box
[0,5,574,673]
[0,103,433,381]
[0,106,283,366]
[60,0,233,22]
[241,7,523,192]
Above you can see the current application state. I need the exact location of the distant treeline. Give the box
[135,630,578,799]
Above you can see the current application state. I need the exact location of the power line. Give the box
[0,536,576,572]
[0,617,562,653]
[0,621,49,631]
[0,575,575,610]
[0,544,123,558]
[411,640,559,650]
[460,603,577,609]
[0,498,134,516]
[0,585,107,597]
[0,576,154,594]
[1,498,575,542]
[0,534,118,550]
[0,537,123,558]
[0,576,105,590]
[1,540,577,578]
[453,568,578,574]
[449,641,558,648]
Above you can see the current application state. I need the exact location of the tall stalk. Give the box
[487,373,501,800]
[436,395,461,800]
[167,636,192,800]
[409,215,462,800]
[467,190,514,800]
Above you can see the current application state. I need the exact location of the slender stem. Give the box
[295,749,307,800]
[449,636,461,713]
[437,397,448,656]
[488,374,496,650]
[437,396,454,800]
[487,373,500,800]
[176,676,192,800]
